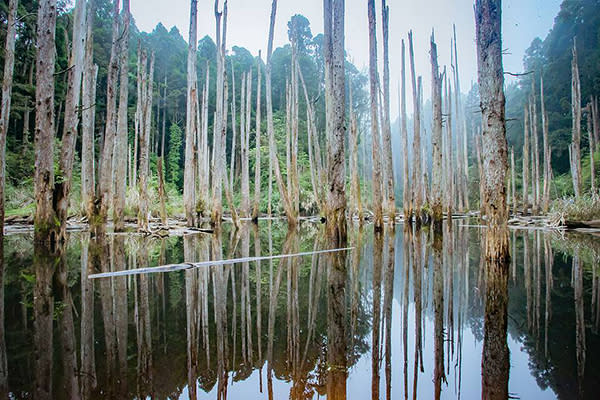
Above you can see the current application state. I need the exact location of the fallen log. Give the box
[89,246,354,279]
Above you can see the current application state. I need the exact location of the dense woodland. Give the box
[0,0,599,237]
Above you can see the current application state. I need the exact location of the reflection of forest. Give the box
[1,222,600,399]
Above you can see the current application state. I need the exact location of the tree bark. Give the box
[81,0,97,221]
[34,0,58,245]
[95,0,121,231]
[522,105,530,213]
[252,53,263,221]
[324,0,347,236]
[400,40,411,219]
[475,0,510,262]
[540,76,551,212]
[368,0,383,230]
[430,32,443,222]
[113,0,130,231]
[530,82,540,214]
[408,31,423,222]
[380,0,395,221]
[570,38,582,198]
[184,0,198,226]
[0,0,18,238]
[445,71,454,218]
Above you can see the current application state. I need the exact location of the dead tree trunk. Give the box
[230,60,237,192]
[587,103,595,194]
[199,65,210,215]
[138,51,154,233]
[381,0,395,220]
[409,31,423,222]
[522,105,530,213]
[540,76,551,212]
[34,0,58,245]
[430,32,443,222]
[265,0,295,226]
[400,40,411,219]
[531,84,540,214]
[570,38,582,199]
[113,0,130,232]
[55,0,86,241]
[475,0,510,261]
[349,85,362,221]
[445,71,454,218]
[95,0,121,231]
[367,0,383,230]
[511,148,516,215]
[0,0,18,237]
[323,0,347,235]
[252,53,263,221]
[241,71,252,217]
[184,0,198,226]
[81,0,97,220]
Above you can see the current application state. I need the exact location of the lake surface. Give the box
[1,220,599,399]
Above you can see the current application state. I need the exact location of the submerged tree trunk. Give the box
[475,0,509,261]
[409,31,423,222]
[430,32,443,222]
[570,38,582,199]
[184,0,198,226]
[252,53,263,221]
[400,40,411,219]
[540,76,551,212]
[324,0,347,236]
[0,0,18,237]
[113,0,131,232]
[381,0,395,221]
[95,0,121,232]
[34,0,58,245]
[81,1,97,221]
[367,0,383,230]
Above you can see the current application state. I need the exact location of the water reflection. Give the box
[2,221,600,399]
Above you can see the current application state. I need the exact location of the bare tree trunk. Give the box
[445,72,454,218]
[476,132,484,215]
[475,0,510,262]
[540,76,551,212]
[199,65,210,215]
[157,157,167,226]
[21,64,33,150]
[138,51,154,232]
[400,40,411,219]
[349,86,362,221]
[570,38,582,198]
[531,82,540,214]
[34,0,58,245]
[430,32,443,222]
[522,105,530,213]
[230,60,237,193]
[323,0,347,235]
[265,0,295,226]
[113,0,130,231]
[81,0,97,220]
[95,0,121,231]
[593,95,599,152]
[367,0,383,230]
[241,71,252,217]
[511,148,516,215]
[184,0,198,226]
[253,53,263,221]
[408,31,423,222]
[0,0,18,237]
[380,0,395,220]
[588,103,596,194]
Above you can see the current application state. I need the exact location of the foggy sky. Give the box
[131,0,562,119]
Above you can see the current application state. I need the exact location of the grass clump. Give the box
[549,193,600,226]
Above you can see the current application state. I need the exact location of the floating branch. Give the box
[89,247,354,279]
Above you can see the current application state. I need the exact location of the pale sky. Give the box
[131,0,562,118]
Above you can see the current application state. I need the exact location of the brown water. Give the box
[1,220,599,399]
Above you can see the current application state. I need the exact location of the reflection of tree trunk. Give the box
[267,229,291,400]
[524,233,532,331]
[113,236,128,394]
[573,251,586,398]
[481,250,509,400]
[97,236,117,391]
[433,224,445,399]
[199,240,210,367]
[242,226,253,364]
[383,228,395,400]
[371,231,383,400]
[402,225,411,400]
[34,244,55,399]
[0,235,7,397]
[80,234,97,398]
[184,235,199,399]
[57,251,81,400]
[211,230,228,399]
[327,231,347,400]
[412,227,424,400]
[543,235,553,358]
[136,243,153,396]
[253,225,263,389]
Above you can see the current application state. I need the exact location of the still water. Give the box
[1,221,599,399]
